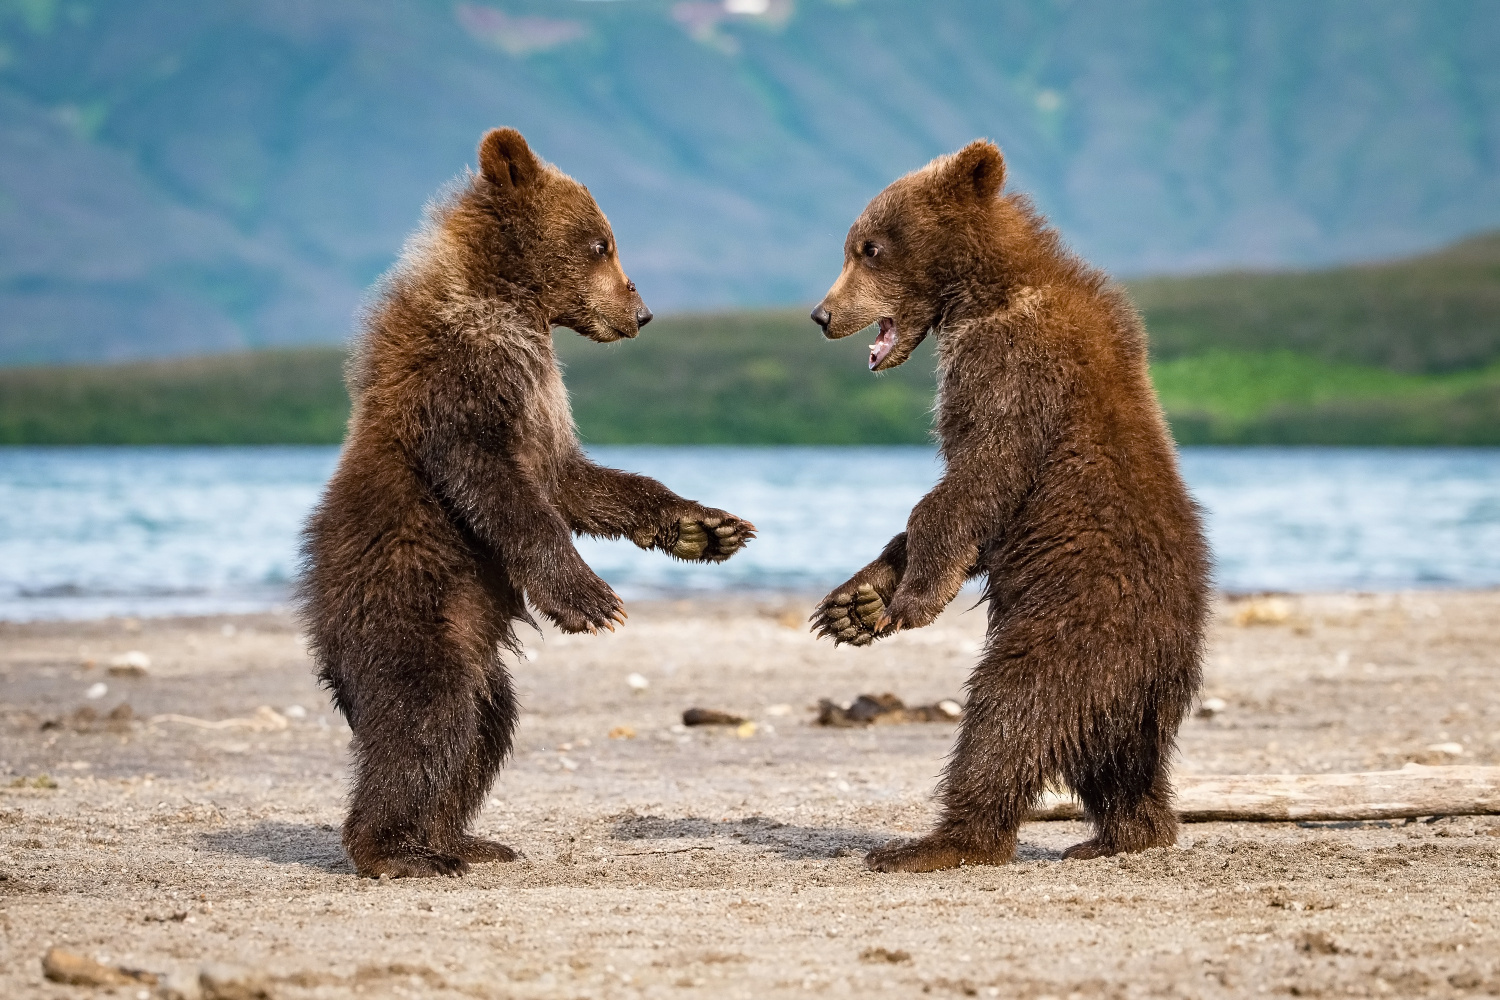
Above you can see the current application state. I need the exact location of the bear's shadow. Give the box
[608,814,1060,862]
[198,820,354,874]
[196,816,1063,870]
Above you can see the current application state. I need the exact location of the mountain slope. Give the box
[1,0,1499,363]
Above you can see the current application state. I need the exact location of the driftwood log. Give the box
[1031,764,1500,823]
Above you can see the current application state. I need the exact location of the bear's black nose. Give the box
[636,305,653,328]
[810,305,831,330]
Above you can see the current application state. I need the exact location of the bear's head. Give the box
[811,140,1009,371]
[456,128,651,342]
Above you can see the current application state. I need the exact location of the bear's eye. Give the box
[861,241,880,259]
[591,239,610,257]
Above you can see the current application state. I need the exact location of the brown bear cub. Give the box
[809,141,1210,872]
[299,128,754,878]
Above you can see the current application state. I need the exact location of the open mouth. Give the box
[869,318,897,370]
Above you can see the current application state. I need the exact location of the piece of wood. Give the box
[41,948,157,987]
[1030,764,1500,823]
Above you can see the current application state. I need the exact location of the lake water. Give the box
[1,446,1498,621]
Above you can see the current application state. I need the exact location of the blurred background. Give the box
[1,0,1498,618]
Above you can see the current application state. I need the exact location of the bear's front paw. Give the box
[667,509,756,562]
[811,583,891,647]
[529,568,626,635]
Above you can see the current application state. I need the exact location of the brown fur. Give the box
[298,129,753,878]
[810,141,1210,872]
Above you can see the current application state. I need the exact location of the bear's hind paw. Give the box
[1061,839,1111,861]
[864,834,1012,873]
[452,835,519,864]
[358,852,470,879]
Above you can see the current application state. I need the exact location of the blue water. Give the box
[1,446,1498,621]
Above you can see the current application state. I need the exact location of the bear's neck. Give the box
[430,267,550,340]
[937,199,1081,325]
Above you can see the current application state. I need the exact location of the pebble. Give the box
[198,964,273,1000]
[85,682,108,700]
[109,650,152,672]
[626,672,650,692]
[155,971,204,1000]
[1234,597,1292,626]
[1198,697,1228,718]
[682,707,747,727]
[1425,741,1464,757]
[282,705,307,719]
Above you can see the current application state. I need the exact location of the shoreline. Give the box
[5,583,1500,630]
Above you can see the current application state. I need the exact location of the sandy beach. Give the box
[2,590,1498,998]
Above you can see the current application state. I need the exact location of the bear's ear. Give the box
[478,128,542,191]
[938,140,1006,203]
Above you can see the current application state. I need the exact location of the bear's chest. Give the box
[510,353,576,482]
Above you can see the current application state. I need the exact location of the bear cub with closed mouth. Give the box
[300,128,754,878]
[810,140,1210,872]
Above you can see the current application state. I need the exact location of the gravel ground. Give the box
[1,590,1498,998]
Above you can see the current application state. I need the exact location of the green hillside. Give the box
[1152,353,1500,445]
[0,349,348,444]
[3,233,1499,446]
[1134,231,1500,374]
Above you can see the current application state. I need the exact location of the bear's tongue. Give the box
[869,319,897,370]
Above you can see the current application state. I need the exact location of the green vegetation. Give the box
[0,349,348,444]
[1133,231,1500,374]
[555,310,937,444]
[3,232,1499,446]
[1152,352,1500,445]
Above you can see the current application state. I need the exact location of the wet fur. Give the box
[299,129,751,878]
[812,141,1211,871]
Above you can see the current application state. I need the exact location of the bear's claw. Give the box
[669,513,755,562]
[810,582,893,647]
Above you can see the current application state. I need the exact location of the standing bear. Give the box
[299,128,754,878]
[810,140,1210,872]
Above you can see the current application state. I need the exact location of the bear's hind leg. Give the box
[1062,731,1178,861]
[866,660,1051,873]
[443,656,520,865]
[341,628,502,878]
[342,696,473,878]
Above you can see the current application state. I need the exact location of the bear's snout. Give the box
[810,304,831,331]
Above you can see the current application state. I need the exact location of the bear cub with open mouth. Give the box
[810,140,1209,871]
[300,129,754,878]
